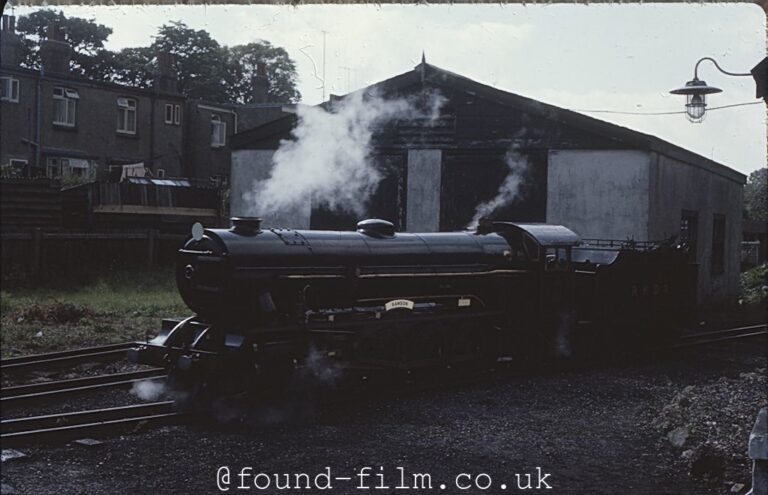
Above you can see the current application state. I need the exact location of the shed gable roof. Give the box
[231,61,745,184]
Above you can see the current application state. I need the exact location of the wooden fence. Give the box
[1,230,188,281]
[0,179,62,231]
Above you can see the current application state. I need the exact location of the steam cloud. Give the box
[131,379,167,401]
[243,90,446,220]
[467,150,530,229]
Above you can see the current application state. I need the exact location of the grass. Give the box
[0,267,188,358]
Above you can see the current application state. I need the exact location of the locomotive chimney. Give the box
[40,21,71,74]
[231,217,262,235]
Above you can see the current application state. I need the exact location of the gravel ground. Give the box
[1,338,765,495]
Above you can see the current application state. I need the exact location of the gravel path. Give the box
[1,338,765,495]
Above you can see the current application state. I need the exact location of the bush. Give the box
[740,263,768,305]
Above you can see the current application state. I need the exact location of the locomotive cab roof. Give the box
[490,222,580,248]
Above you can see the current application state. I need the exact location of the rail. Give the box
[0,342,134,373]
[0,402,186,446]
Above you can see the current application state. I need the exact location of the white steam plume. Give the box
[131,379,166,401]
[243,90,446,220]
[467,150,530,229]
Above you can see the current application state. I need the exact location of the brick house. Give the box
[0,15,293,184]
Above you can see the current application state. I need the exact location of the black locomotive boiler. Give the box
[129,217,696,394]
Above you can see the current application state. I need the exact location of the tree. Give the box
[16,9,114,80]
[109,47,155,88]
[227,42,301,103]
[150,22,231,102]
[15,14,301,104]
[744,167,767,221]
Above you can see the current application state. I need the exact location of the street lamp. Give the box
[670,57,752,123]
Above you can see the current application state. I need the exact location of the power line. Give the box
[572,101,762,116]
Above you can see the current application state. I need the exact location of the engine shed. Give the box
[230,60,745,305]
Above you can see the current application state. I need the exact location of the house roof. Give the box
[0,65,185,100]
[231,61,746,184]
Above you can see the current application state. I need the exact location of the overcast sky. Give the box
[11,3,765,177]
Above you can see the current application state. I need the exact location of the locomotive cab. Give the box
[482,223,581,357]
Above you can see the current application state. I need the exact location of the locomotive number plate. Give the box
[385,299,415,311]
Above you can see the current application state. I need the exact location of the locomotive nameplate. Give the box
[385,299,415,311]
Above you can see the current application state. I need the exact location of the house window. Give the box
[164,104,181,125]
[680,210,698,261]
[53,87,78,126]
[711,214,726,275]
[4,159,28,177]
[46,157,68,178]
[47,157,94,179]
[117,97,137,134]
[1,77,19,102]
[156,168,166,178]
[211,114,226,147]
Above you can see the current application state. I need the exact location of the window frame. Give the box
[52,86,78,127]
[711,214,726,275]
[680,209,698,261]
[156,168,166,178]
[173,104,181,125]
[116,97,137,135]
[1,77,19,102]
[210,114,227,148]
[164,104,173,124]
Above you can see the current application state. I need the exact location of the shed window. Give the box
[711,214,725,275]
[174,104,181,124]
[164,104,173,124]
[680,210,698,261]
[211,114,226,147]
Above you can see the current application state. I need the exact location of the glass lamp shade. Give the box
[685,94,706,123]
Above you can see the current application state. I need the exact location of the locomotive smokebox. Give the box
[231,217,262,235]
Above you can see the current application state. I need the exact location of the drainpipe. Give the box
[149,90,156,174]
[34,67,42,175]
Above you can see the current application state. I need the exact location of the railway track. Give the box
[0,401,186,447]
[1,369,167,408]
[676,323,767,348]
[0,342,134,374]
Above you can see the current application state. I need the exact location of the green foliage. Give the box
[152,21,231,101]
[1,268,188,357]
[16,9,114,80]
[740,263,768,305]
[109,47,156,88]
[15,13,301,104]
[228,41,301,103]
[744,167,767,221]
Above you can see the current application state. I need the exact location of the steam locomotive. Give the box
[128,217,696,395]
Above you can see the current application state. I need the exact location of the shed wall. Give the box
[546,150,651,240]
[648,152,742,304]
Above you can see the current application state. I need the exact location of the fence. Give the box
[1,230,188,281]
[0,179,62,231]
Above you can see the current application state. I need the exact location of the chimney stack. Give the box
[154,51,179,93]
[251,62,269,103]
[40,21,71,74]
[1,15,23,67]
